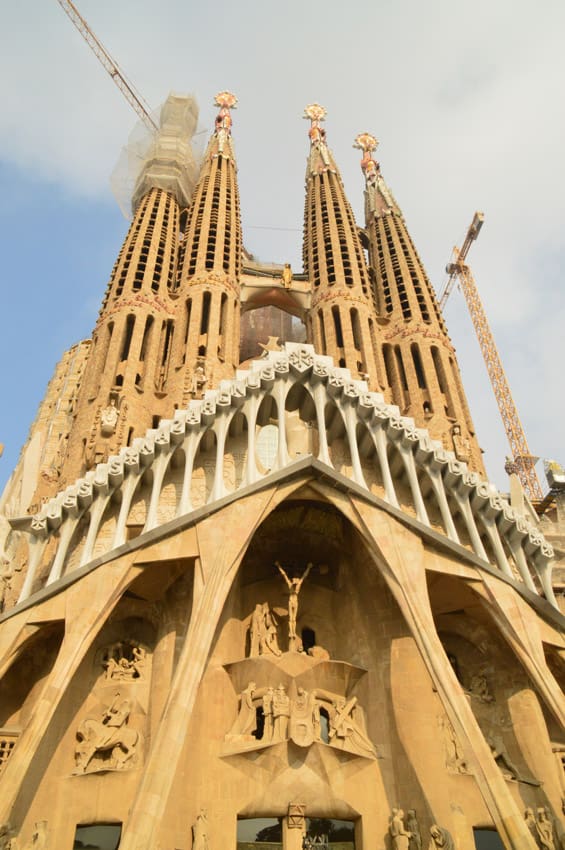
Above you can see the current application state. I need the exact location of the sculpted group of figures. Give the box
[74,692,141,773]
[226,681,376,757]
[390,809,454,850]
[525,806,565,850]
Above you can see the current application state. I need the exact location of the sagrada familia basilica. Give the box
[0,92,563,850]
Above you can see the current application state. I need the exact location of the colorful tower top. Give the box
[353,132,401,218]
[304,103,336,174]
[210,90,238,160]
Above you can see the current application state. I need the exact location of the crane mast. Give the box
[440,213,544,503]
[55,0,158,132]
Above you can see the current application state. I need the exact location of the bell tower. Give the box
[172,91,242,404]
[356,132,484,472]
[302,105,382,389]
[53,94,200,488]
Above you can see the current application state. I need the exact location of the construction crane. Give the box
[56,0,158,132]
[439,212,544,503]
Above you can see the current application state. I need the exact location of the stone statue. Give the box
[525,809,541,848]
[100,399,119,436]
[487,735,539,785]
[281,263,293,289]
[262,686,275,743]
[467,673,494,703]
[75,692,139,772]
[227,682,257,738]
[452,423,471,463]
[191,362,207,399]
[272,684,291,741]
[406,810,421,850]
[289,686,319,747]
[439,715,468,773]
[429,825,455,850]
[0,563,13,614]
[536,809,556,850]
[249,603,281,657]
[192,809,208,850]
[275,561,313,651]
[389,809,412,850]
[329,697,377,758]
[102,642,147,680]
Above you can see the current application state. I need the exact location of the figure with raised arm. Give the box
[275,561,313,650]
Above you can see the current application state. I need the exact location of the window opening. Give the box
[73,824,122,850]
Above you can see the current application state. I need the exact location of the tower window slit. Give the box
[395,346,408,390]
[139,316,154,362]
[332,306,344,348]
[120,315,135,361]
[200,292,212,336]
[411,343,427,388]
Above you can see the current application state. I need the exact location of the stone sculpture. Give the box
[536,808,556,850]
[275,561,313,651]
[191,362,207,399]
[439,715,468,773]
[192,809,208,850]
[281,263,293,289]
[226,682,258,739]
[452,423,471,463]
[100,399,119,436]
[487,735,540,785]
[467,673,494,703]
[249,603,281,657]
[289,686,318,747]
[329,697,377,758]
[75,692,139,772]
[525,809,540,848]
[272,684,291,741]
[389,809,412,850]
[406,810,422,850]
[262,687,275,743]
[102,642,147,680]
[430,825,455,850]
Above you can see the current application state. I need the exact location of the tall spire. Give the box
[302,105,382,387]
[57,95,200,486]
[172,91,242,402]
[357,132,484,472]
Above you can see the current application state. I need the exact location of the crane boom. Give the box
[55,0,158,132]
[443,214,543,502]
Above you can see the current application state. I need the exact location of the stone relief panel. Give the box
[74,691,143,774]
[98,641,149,682]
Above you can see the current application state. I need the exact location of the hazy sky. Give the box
[1,0,564,494]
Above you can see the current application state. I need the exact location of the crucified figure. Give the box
[275,561,313,650]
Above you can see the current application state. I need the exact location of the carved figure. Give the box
[0,563,13,614]
[525,809,541,848]
[102,642,146,680]
[439,715,468,773]
[100,399,119,436]
[389,809,412,850]
[281,263,293,288]
[430,825,455,850]
[272,684,291,741]
[192,809,208,850]
[75,692,139,772]
[329,697,376,758]
[486,735,539,785]
[191,362,207,399]
[249,603,281,658]
[452,423,471,463]
[536,809,556,850]
[289,686,318,747]
[262,687,274,743]
[468,673,494,703]
[227,682,257,738]
[406,810,421,850]
[275,561,313,650]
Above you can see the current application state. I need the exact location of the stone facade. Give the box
[0,95,563,850]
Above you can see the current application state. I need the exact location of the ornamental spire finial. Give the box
[353,132,380,188]
[213,91,237,156]
[303,103,332,170]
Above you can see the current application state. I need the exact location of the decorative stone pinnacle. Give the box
[304,103,327,123]
[353,132,380,186]
[214,91,237,139]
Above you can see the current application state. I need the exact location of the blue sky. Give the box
[1,0,564,495]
